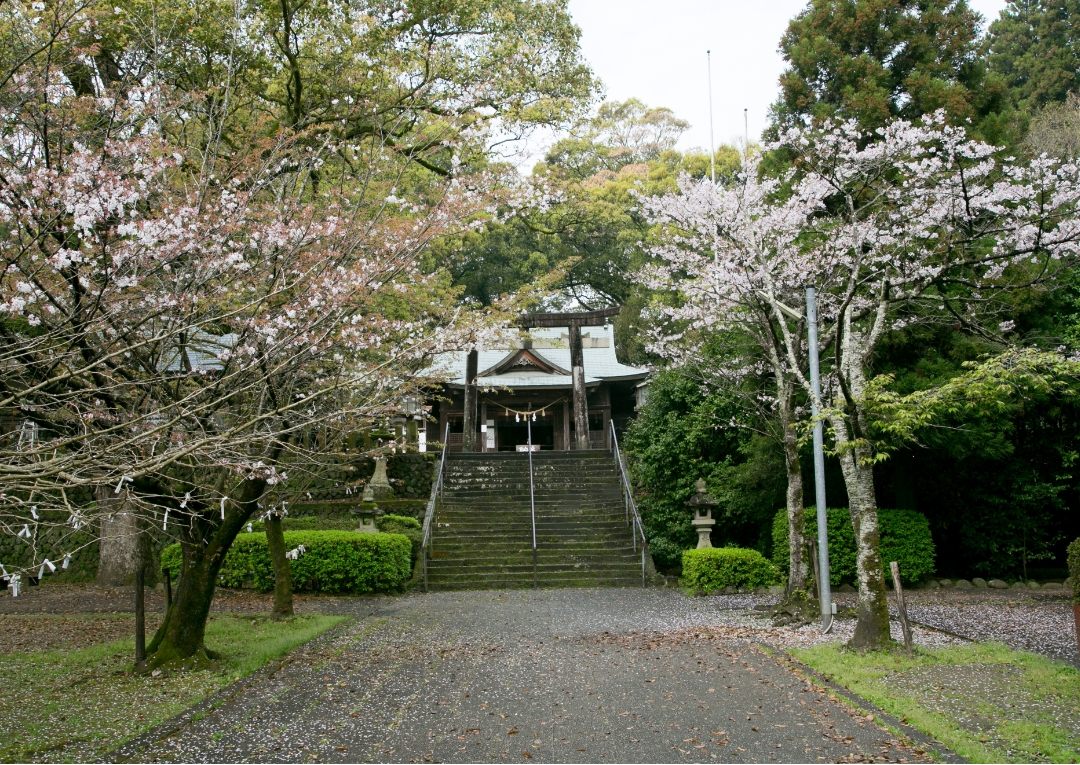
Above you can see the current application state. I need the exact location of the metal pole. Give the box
[806,286,833,631]
[527,412,537,586]
[707,50,716,184]
[743,108,749,157]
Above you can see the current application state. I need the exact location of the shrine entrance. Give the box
[495,415,555,451]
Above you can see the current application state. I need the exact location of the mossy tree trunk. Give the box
[265,513,293,619]
[832,415,892,650]
[146,477,267,668]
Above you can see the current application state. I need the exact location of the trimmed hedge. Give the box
[375,514,422,563]
[681,547,780,594]
[771,507,935,586]
[1068,537,1080,605]
[161,530,411,594]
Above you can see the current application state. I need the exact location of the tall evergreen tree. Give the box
[769,0,1003,136]
[986,0,1080,113]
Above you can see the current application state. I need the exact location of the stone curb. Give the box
[760,643,967,764]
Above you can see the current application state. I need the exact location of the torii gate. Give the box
[518,307,620,450]
[460,307,620,452]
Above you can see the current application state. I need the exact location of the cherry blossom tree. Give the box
[643,114,1080,648]
[0,3,525,666]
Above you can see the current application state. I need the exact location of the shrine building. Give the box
[425,309,649,452]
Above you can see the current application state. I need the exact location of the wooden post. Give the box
[569,323,590,450]
[462,349,478,452]
[134,565,146,666]
[890,561,913,652]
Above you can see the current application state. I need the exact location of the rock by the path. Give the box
[938,579,953,587]
[1027,580,1042,590]
[921,579,940,589]
[1010,581,1027,589]
[988,579,1009,589]
[838,583,856,593]
[1042,582,1064,590]
[972,577,987,588]
[954,579,973,589]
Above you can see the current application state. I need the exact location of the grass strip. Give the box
[792,642,1080,763]
[0,613,348,763]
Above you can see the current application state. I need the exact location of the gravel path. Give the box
[114,589,935,764]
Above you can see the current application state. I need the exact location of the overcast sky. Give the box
[511,0,1008,167]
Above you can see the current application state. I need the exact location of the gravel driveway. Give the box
[113,588,936,764]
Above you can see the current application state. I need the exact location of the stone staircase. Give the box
[425,451,646,590]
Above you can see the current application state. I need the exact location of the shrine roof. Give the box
[425,324,649,390]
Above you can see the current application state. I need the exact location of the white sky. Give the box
[511,0,1008,167]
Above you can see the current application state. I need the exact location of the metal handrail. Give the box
[420,423,451,592]
[609,420,649,586]
[527,414,537,587]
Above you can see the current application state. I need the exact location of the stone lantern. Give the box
[688,478,717,549]
[362,456,394,502]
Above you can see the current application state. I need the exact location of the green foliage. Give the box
[986,0,1080,114]
[161,531,411,594]
[1068,538,1080,604]
[375,514,422,563]
[624,369,784,571]
[867,346,1080,576]
[772,507,935,586]
[769,0,1003,138]
[681,547,780,594]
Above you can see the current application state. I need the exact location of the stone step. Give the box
[431,540,639,553]
[426,450,644,592]
[425,574,645,591]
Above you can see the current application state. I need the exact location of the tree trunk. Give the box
[782,415,810,595]
[265,514,293,619]
[95,485,142,586]
[833,419,892,650]
[145,478,266,668]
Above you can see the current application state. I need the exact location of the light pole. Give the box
[805,287,833,631]
[760,288,833,631]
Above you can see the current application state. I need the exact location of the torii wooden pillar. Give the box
[518,307,619,451]
[462,349,479,451]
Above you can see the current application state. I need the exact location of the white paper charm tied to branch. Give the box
[285,544,306,561]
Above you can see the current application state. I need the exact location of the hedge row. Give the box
[161,530,411,594]
[681,547,780,594]
[771,507,935,586]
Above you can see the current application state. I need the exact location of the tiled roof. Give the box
[426,324,649,389]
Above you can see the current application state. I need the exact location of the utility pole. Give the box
[707,50,716,184]
[805,286,833,631]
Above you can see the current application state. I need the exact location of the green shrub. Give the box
[771,507,935,586]
[375,514,422,562]
[645,535,686,572]
[161,530,411,594]
[681,547,780,594]
[1068,537,1080,605]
